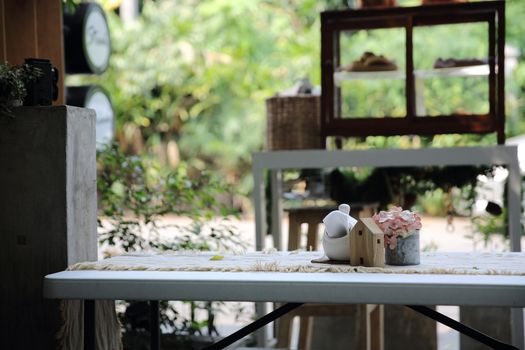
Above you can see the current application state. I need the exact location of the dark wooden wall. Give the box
[0,0,65,104]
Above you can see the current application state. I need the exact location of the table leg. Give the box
[367,304,384,350]
[84,299,95,350]
[407,305,518,350]
[511,308,524,350]
[254,302,268,347]
[271,169,283,251]
[150,300,160,350]
[254,166,266,251]
[297,316,312,350]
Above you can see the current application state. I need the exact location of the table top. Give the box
[44,269,525,307]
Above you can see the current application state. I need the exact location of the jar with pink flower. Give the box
[372,207,422,265]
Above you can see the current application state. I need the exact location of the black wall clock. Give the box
[64,2,111,74]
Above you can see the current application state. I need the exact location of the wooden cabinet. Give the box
[320,1,505,143]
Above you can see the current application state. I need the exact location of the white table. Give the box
[44,269,525,349]
[44,271,525,306]
[251,146,523,348]
[252,146,522,252]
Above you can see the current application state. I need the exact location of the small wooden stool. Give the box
[279,203,381,350]
[276,304,384,350]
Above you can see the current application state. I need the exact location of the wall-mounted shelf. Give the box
[321,1,505,143]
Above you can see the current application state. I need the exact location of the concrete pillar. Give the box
[0,106,97,349]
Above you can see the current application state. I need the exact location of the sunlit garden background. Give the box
[63,0,525,348]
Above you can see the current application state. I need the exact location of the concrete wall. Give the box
[0,106,97,349]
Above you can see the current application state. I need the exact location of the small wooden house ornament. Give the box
[349,218,385,267]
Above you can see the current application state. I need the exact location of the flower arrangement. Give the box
[372,207,422,249]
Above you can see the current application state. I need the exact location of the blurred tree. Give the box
[87,0,525,202]
[96,0,341,198]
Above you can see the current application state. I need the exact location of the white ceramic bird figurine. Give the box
[322,204,358,260]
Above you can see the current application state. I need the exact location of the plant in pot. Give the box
[0,62,41,118]
[373,207,422,265]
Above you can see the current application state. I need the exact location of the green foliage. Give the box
[0,62,41,118]
[93,0,525,200]
[62,0,80,12]
[98,0,339,195]
[92,0,525,200]
[97,142,243,253]
[97,143,244,343]
[329,165,489,210]
[91,0,525,254]
[471,208,507,244]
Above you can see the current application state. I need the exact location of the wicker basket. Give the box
[265,95,322,150]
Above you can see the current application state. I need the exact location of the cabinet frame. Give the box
[320,1,505,144]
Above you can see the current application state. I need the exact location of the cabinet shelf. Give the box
[334,70,405,82]
[416,64,490,78]
[334,64,490,84]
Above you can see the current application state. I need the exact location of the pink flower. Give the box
[372,207,421,249]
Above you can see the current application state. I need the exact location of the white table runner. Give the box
[68,251,525,275]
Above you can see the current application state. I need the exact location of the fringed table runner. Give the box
[61,251,525,349]
[69,251,525,275]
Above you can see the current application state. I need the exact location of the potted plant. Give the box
[373,207,422,265]
[0,62,41,118]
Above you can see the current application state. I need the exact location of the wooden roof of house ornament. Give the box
[349,218,385,268]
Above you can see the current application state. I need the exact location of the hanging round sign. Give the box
[64,2,111,74]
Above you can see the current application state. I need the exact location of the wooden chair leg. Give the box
[353,304,367,350]
[367,304,384,350]
[306,221,319,251]
[288,214,301,251]
[276,313,294,348]
[298,316,313,350]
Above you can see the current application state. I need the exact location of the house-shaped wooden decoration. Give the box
[349,218,385,267]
